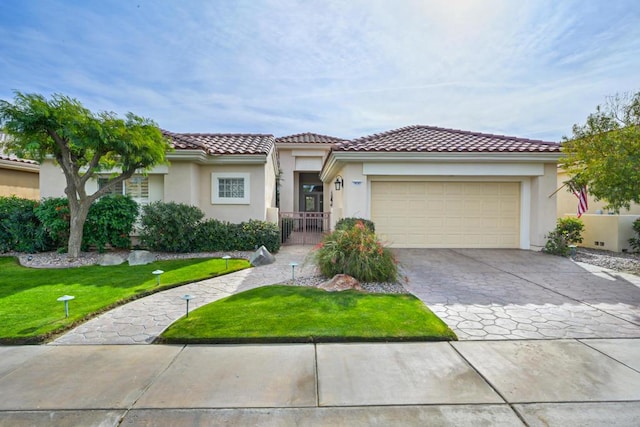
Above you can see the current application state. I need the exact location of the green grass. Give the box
[0,256,250,343]
[160,285,457,343]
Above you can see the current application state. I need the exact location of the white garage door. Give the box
[371,181,520,248]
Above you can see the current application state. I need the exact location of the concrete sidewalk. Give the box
[1,339,640,426]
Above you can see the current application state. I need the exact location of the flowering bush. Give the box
[313,220,397,282]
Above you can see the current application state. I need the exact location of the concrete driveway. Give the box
[396,249,640,340]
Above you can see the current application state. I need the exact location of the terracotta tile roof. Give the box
[336,125,560,153]
[163,130,274,155]
[276,132,346,144]
[0,151,38,165]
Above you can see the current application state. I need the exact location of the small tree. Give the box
[560,91,640,213]
[0,92,172,259]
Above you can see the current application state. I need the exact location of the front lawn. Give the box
[0,256,249,343]
[159,285,457,343]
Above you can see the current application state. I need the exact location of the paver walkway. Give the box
[52,246,316,345]
[397,248,640,340]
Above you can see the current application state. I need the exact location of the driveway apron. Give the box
[396,249,640,340]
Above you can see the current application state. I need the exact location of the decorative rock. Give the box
[318,274,363,292]
[249,245,276,267]
[128,250,156,266]
[97,253,126,266]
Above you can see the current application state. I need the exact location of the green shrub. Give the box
[314,220,397,282]
[34,197,71,251]
[335,217,375,232]
[83,195,139,252]
[0,196,51,252]
[543,217,585,256]
[196,218,232,251]
[139,202,204,252]
[629,218,640,253]
[140,202,281,253]
[196,218,280,253]
[238,219,280,252]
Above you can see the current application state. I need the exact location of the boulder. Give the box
[97,253,126,266]
[249,245,275,267]
[128,250,156,266]
[318,274,363,292]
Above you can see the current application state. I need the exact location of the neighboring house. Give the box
[38,124,563,250]
[556,169,640,252]
[0,133,39,200]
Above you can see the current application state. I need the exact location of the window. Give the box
[212,173,250,204]
[98,176,149,205]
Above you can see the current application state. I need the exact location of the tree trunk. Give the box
[67,201,90,260]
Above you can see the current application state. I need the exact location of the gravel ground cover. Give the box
[574,247,640,275]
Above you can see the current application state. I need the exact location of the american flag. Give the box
[574,187,588,218]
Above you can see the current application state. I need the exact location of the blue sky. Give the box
[1,0,639,141]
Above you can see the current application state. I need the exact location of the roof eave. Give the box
[0,158,40,172]
[166,150,267,165]
[320,151,561,181]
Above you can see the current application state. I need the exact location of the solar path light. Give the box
[181,294,194,318]
[222,255,231,269]
[57,295,75,318]
[152,270,164,286]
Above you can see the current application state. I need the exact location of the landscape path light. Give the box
[222,255,231,269]
[152,270,164,286]
[57,295,75,318]
[290,262,298,281]
[181,294,194,318]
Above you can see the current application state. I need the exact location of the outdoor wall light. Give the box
[334,175,344,191]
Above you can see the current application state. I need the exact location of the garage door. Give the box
[371,181,520,248]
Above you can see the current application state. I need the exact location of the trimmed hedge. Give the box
[140,202,280,253]
[139,202,204,253]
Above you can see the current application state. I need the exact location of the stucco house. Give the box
[38,125,562,250]
[0,133,39,200]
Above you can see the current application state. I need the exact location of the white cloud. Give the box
[1,0,638,141]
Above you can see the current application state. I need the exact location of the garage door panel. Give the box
[371,181,520,248]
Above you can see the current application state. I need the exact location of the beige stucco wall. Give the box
[278,149,295,213]
[557,170,640,252]
[0,167,39,200]
[329,160,558,250]
[163,161,200,206]
[39,159,67,198]
[557,170,640,216]
[276,145,332,213]
[563,214,640,252]
[529,163,559,249]
[196,164,267,222]
[264,147,278,220]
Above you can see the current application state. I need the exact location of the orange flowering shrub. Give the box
[313,220,397,282]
